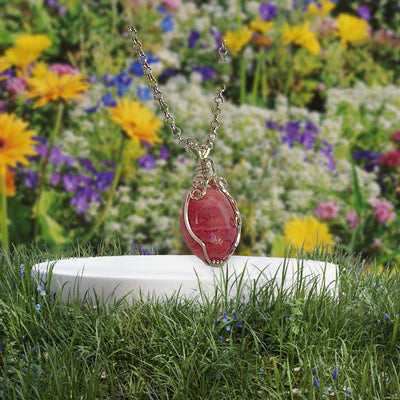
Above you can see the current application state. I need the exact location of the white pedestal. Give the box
[33,255,338,303]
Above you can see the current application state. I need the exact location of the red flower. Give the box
[391,130,400,148]
[379,149,400,167]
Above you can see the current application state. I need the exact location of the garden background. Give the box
[1,0,400,266]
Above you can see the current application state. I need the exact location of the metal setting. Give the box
[128,26,241,266]
[183,157,242,267]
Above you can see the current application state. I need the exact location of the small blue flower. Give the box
[314,377,319,389]
[377,319,381,325]
[102,92,117,107]
[384,313,388,319]
[345,390,350,399]
[85,103,100,114]
[260,377,265,381]
[130,61,144,77]
[0,343,2,351]
[225,325,231,331]
[160,15,174,32]
[137,86,152,101]
[218,336,223,342]
[35,304,41,311]
[333,367,338,379]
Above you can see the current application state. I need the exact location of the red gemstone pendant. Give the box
[180,158,241,266]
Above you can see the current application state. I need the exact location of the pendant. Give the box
[180,157,241,266]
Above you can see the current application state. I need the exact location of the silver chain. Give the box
[127,26,228,159]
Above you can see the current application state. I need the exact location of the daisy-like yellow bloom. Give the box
[0,57,11,81]
[25,68,91,108]
[5,34,52,73]
[0,113,37,176]
[250,18,274,34]
[29,61,49,79]
[0,169,16,197]
[308,0,336,17]
[282,22,322,55]
[107,97,162,146]
[223,26,252,57]
[336,13,369,49]
[283,215,334,253]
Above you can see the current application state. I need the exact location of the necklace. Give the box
[128,26,241,267]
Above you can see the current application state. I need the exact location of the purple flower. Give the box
[259,3,278,21]
[357,5,371,21]
[36,145,48,158]
[314,377,319,389]
[188,30,200,49]
[159,146,170,160]
[137,86,152,101]
[333,367,338,379]
[24,171,39,188]
[101,160,116,169]
[50,172,61,185]
[62,174,79,192]
[102,92,117,107]
[265,120,278,129]
[210,27,222,51]
[45,0,59,8]
[85,103,100,114]
[160,14,174,32]
[87,74,97,84]
[70,195,89,214]
[138,153,156,170]
[192,66,216,82]
[77,174,91,185]
[159,67,176,81]
[50,147,64,165]
[103,73,116,86]
[0,100,7,114]
[6,77,27,95]
[371,200,395,224]
[94,171,114,191]
[131,245,152,255]
[78,158,97,174]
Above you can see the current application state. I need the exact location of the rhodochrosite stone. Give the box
[180,184,240,266]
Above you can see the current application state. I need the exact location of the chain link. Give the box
[127,26,228,158]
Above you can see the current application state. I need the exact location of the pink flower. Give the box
[372,238,382,251]
[346,210,359,229]
[372,200,395,224]
[315,202,339,221]
[49,63,79,76]
[6,76,28,95]
[391,130,400,148]
[379,149,400,168]
[161,0,180,11]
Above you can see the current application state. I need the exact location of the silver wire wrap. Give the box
[127,26,228,159]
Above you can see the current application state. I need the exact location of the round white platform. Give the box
[33,255,338,303]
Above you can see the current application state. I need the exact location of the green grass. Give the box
[0,244,400,399]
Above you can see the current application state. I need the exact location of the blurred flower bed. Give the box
[0,0,399,266]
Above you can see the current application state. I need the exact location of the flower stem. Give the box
[251,48,263,105]
[81,135,126,246]
[284,54,294,100]
[239,56,246,104]
[34,102,64,238]
[0,169,9,255]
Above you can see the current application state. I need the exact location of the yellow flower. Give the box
[0,57,11,81]
[29,61,49,79]
[308,0,336,17]
[107,97,162,146]
[5,34,52,73]
[282,22,322,55]
[223,26,252,57]
[250,18,274,34]
[0,113,37,176]
[0,169,16,197]
[336,13,369,49]
[283,215,334,254]
[25,69,91,108]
